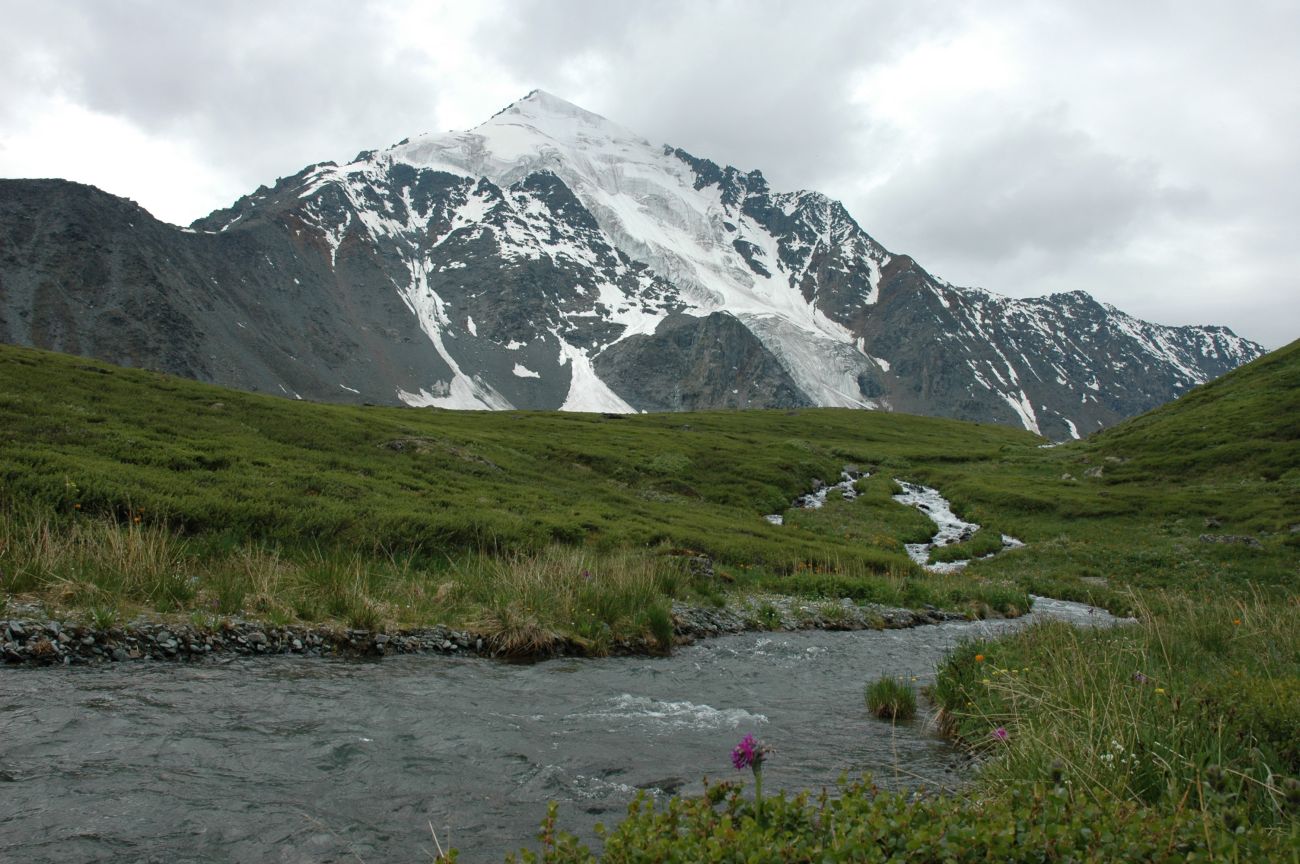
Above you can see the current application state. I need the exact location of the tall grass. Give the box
[0,507,684,652]
[2,498,1041,654]
[865,675,917,720]
[0,507,192,611]
[457,547,679,656]
[932,590,1300,826]
[739,562,1031,618]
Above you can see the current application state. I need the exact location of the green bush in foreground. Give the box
[865,675,917,720]
[509,777,1295,862]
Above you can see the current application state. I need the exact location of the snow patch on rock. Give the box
[557,339,636,413]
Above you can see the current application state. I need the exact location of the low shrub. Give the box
[1196,675,1300,774]
[510,776,1294,862]
[751,601,782,631]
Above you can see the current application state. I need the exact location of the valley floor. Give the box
[2,341,1297,860]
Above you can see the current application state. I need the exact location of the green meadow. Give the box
[2,339,1297,859]
[0,342,1042,638]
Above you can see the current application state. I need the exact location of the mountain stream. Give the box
[890,480,1024,572]
[0,480,1120,862]
[765,472,1024,573]
[1,599,1127,863]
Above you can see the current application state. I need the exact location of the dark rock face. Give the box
[0,91,1267,432]
[593,312,812,411]
[853,265,1255,438]
[0,178,455,405]
[0,181,211,380]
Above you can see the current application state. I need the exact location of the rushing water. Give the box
[762,473,1025,576]
[764,468,864,525]
[0,600,1126,863]
[892,480,1024,572]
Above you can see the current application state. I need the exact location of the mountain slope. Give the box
[1091,337,1300,482]
[0,90,1265,435]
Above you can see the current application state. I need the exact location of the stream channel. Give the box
[0,600,1123,864]
[1,482,1127,863]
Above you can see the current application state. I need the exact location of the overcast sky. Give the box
[2,1,1295,348]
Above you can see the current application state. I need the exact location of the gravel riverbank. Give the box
[0,592,982,667]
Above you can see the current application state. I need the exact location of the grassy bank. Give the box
[0,499,1030,652]
[933,592,1300,814]
[0,505,681,653]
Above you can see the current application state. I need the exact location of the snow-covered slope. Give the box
[0,91,1265,436]
[272,90,894,410]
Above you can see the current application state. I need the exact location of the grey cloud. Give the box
[2,1,445,201]
[485,0,955,193]
[858,108,1204,266]
[0,1,1294,346]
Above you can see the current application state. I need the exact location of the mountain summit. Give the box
[0,92,1264,436]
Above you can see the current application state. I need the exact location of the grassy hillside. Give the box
[2,340,1296,625]
[1094,337,1300,483]
[903,340,1300,605]
[0,343,1039,641]
[0,343,1033,566]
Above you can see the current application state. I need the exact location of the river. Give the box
[0,597,1123,863]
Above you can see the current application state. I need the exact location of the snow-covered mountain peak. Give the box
[173,93,1267,431]
[482,89,640,142]
[286,94,998,413]
[374,90,658,187]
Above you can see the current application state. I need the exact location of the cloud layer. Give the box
[1,0,1294,347]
